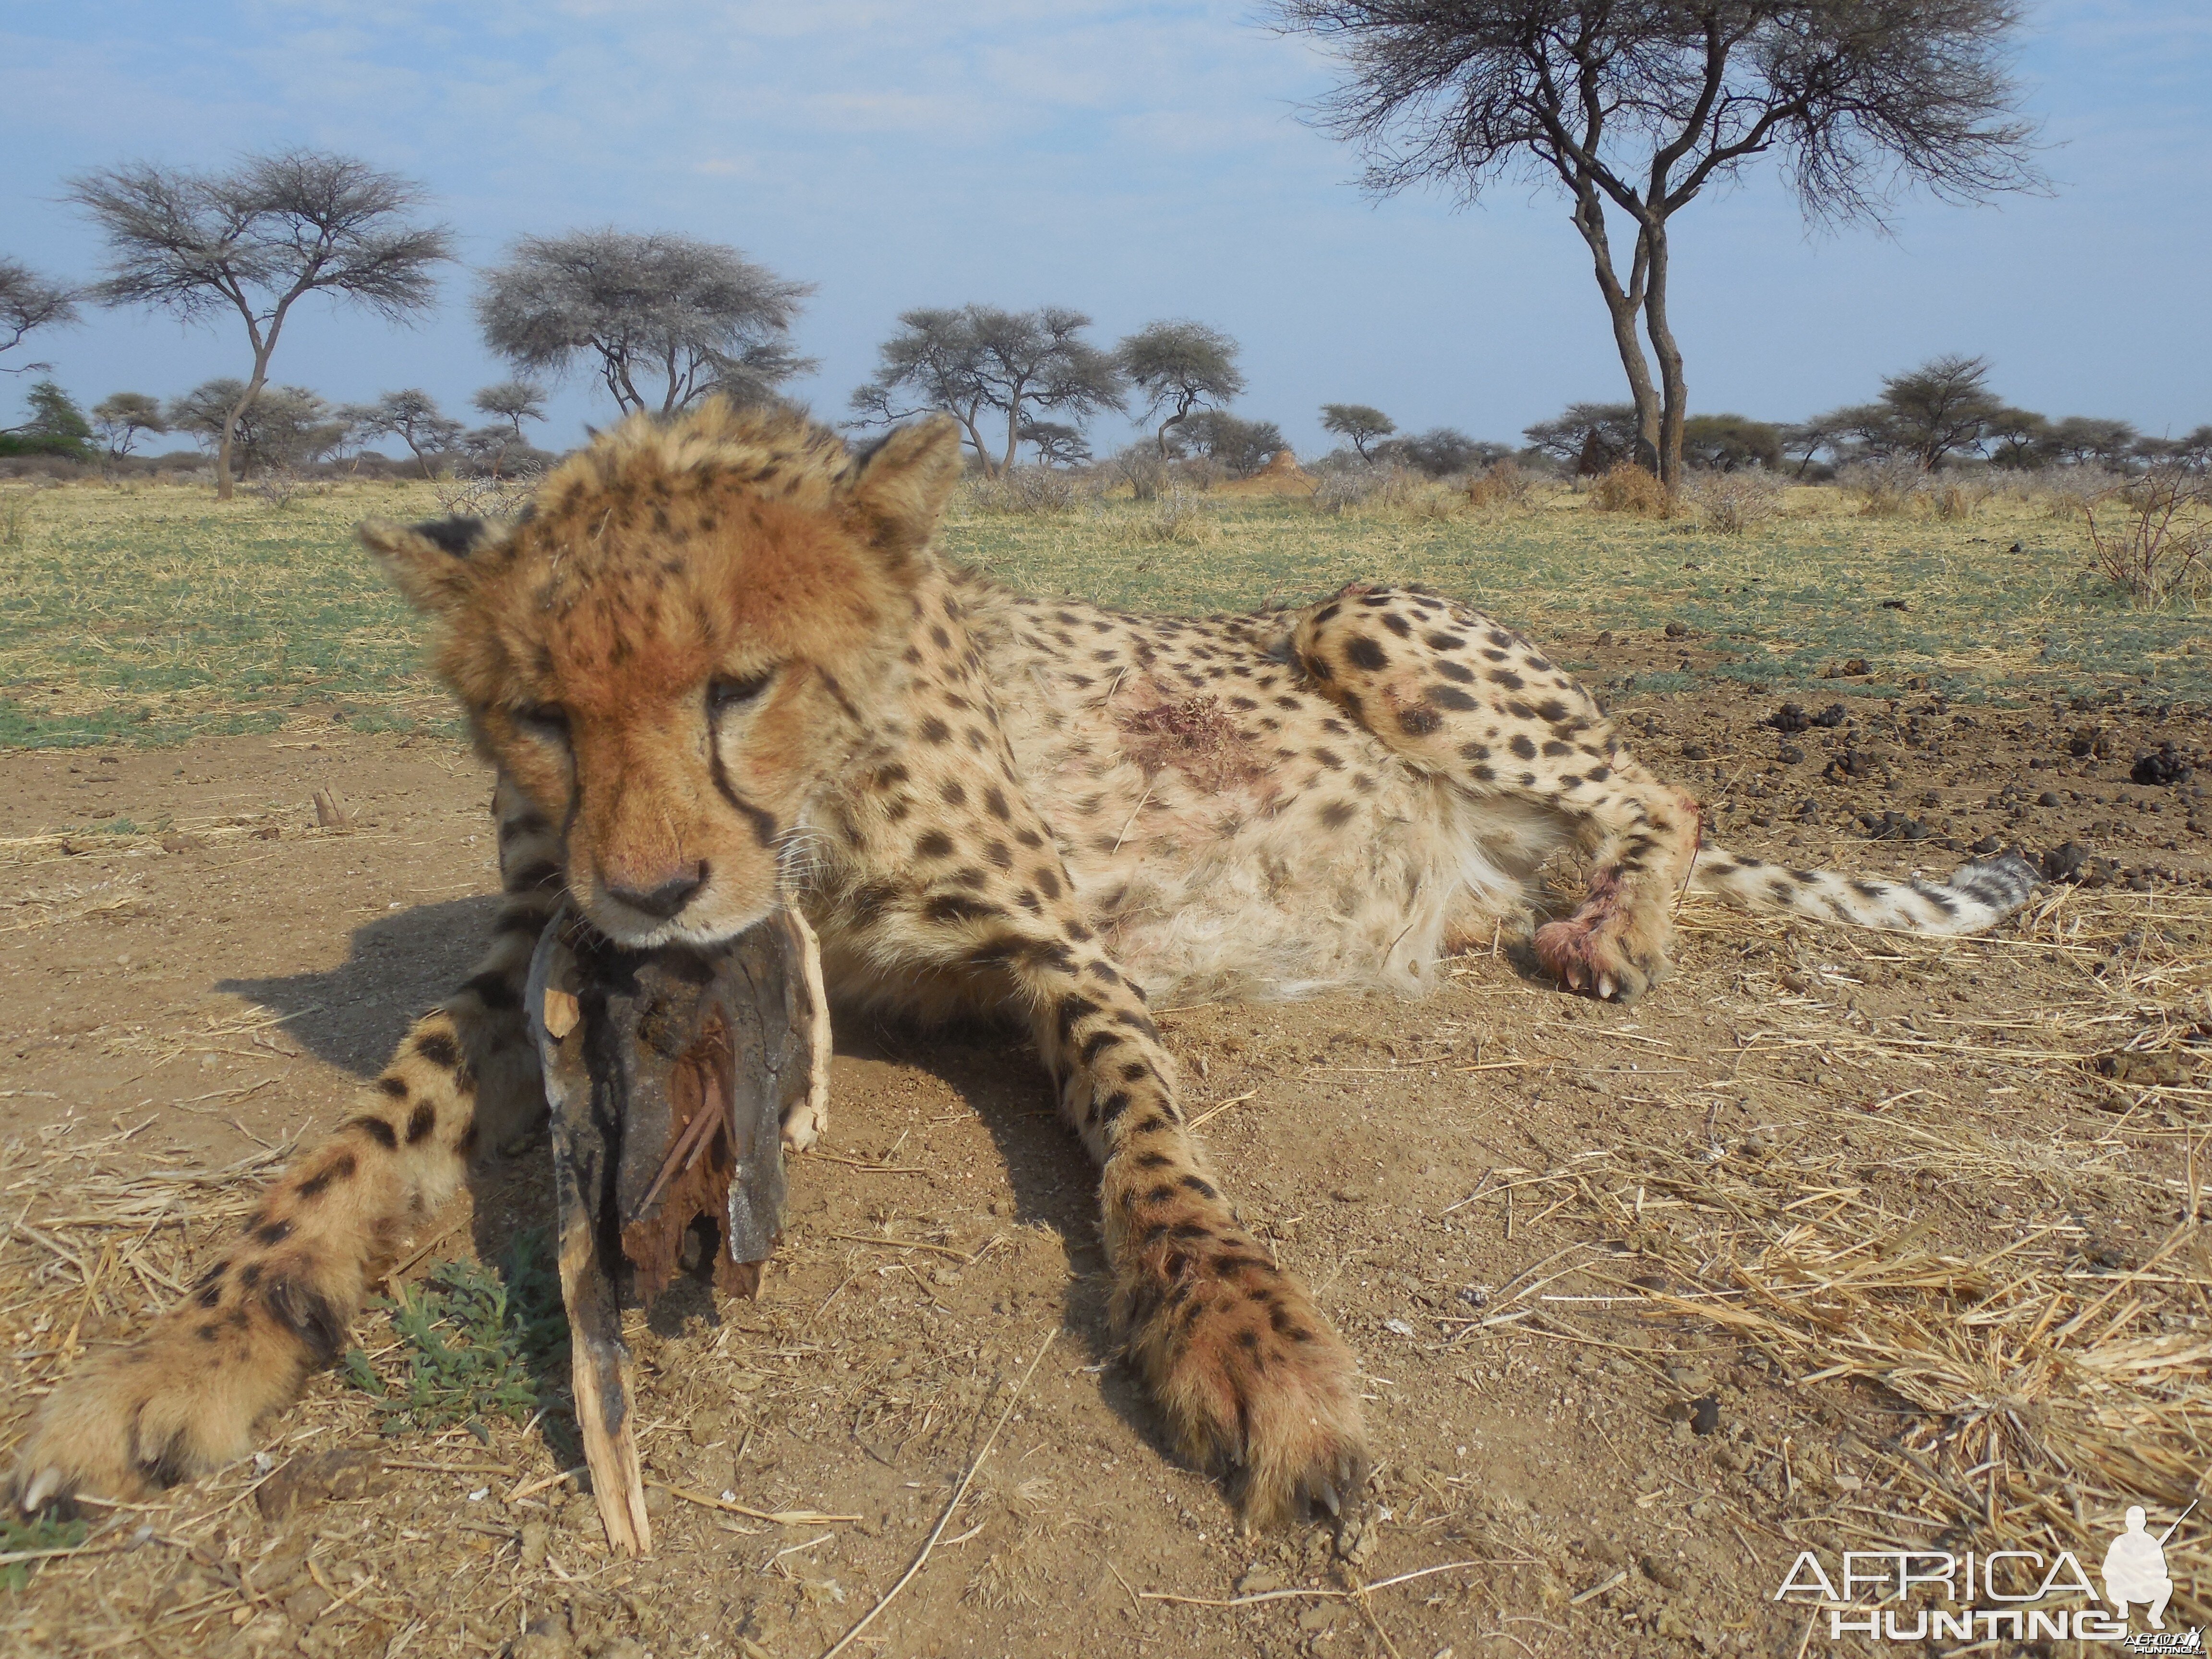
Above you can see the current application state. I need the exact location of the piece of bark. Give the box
[527,902,827,1557]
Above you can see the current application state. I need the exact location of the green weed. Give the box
[1,1515,90,1591]
[341,1237,567,1437]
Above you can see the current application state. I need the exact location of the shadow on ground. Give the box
[216,895,503,1078]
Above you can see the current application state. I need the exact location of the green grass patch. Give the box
[1,1514,90,1591]
[1,476,2201,752]
[340,1238,567,1438]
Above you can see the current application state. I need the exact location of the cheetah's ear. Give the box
[844,415,963,567]
[359,517,492,616]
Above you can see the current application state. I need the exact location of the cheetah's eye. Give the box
[518,704,570,742]
[707,670,776,715]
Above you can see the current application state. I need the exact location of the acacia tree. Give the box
[1321,402,1395,458]
[1802,353,2002,469]
[91,392,168,462]
[3,382,94,460]
[477,230,814,416]
[1277,0,2040,487]
[472,379,547,445]
[1,258,80,373]
[1018,419,1093,467]
[851,305,1124,476]
[67,151,451,498]
[357,388,464,477]
[1522,400,1640,471]
[168,380,345,474]
[1868,353,2002,466]
[2041,415,2138,470]
[1118,320,1245,455]
[1180,410,1289,476]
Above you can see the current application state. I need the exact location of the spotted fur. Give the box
[11,404,2035,1525]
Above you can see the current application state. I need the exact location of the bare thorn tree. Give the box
[1118,320,1246,455]
[1275,0,2042,487]
[0,257,81,374]
[477,230,815,417]
[851,305,1124,476]
[66,151,452,498]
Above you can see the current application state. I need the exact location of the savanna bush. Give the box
[1133,486,1219,545]
[1110,444,1169,503]
[1312,463,1429,515]
[1681,468,1782,533]
[1464,459,1536,509]
[2080,468,2210,604]
[1836,458,1926,518]
[1930,476,1995,521]
[1587,461,1673,517]
[961,465,1082,516]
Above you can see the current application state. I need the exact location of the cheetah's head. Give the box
[361,404,963,949]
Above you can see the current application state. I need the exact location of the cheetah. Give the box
[10,404,2037,1528]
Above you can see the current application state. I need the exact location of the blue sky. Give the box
[4,1,2208,459]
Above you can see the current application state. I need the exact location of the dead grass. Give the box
[1437,884,2212,1621]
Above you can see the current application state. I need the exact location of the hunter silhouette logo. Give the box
[2104,1504,2181,1630]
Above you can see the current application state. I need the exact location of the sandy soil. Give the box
[0,654,2206,1659]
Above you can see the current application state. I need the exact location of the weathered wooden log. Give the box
[526,901,826,1557]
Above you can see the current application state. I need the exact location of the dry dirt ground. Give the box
[1,651,2207,1659]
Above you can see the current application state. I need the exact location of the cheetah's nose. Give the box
[605,864,707,921]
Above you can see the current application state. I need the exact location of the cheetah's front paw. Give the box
[1115,1227,1367,1528]
[10,1333,280,1513]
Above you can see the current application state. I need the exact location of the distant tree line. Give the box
[7,148,2204,493]
[1517,357,2212,481]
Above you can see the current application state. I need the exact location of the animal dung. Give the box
[527,902,826,1556]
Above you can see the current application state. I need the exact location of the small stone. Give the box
[518,1520,550,1570]
[1640,1554,1685,1592]
[1236,1564,1285,1595]
[515,1616,572,1659]
[1334,1514,1380,1567]
[643,1485,673,1517]
[688,1407,730,1447]
[1664,621,1689,639]
[1296,1605,1338,1633]
[1330,1185,1370,1203]
[1691,1395,1722,1436]
[239,1611,292,1649]
[282,1584,333,1623]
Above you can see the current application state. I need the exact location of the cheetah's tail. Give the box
[1688,846,2041,937]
